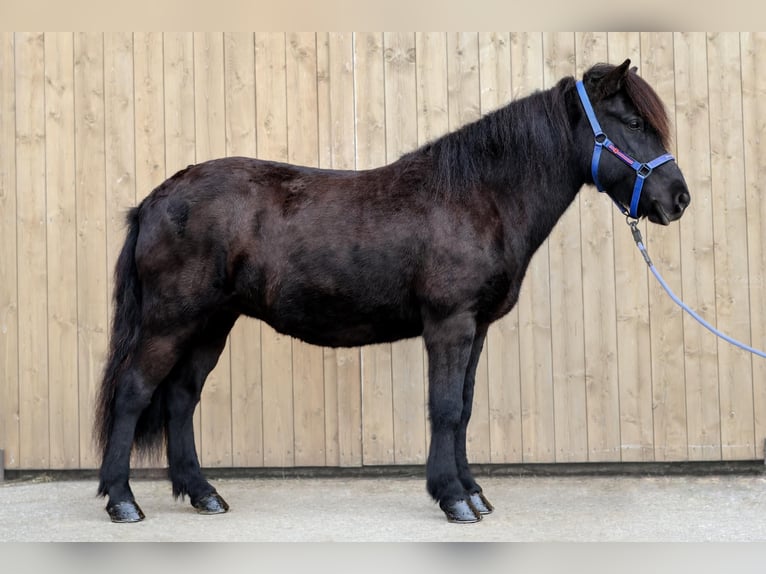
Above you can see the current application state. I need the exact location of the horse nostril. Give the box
[676,191,690,211]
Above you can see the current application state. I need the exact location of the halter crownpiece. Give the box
[575,80,675,219]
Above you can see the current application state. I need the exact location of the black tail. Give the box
[94,206,167,471]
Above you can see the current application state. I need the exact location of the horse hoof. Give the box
[440,498,481,523]
[107,500,145,523]
[193,492,229,515]
[468,492,494,515]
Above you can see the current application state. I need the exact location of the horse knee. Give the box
[429,398,463,431]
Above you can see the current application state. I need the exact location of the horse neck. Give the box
[481,90,587,253]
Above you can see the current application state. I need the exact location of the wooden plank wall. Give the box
[1,32,764,470]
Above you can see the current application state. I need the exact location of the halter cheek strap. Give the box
[575,80,675,219]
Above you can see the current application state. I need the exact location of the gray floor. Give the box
[3,473,766,542]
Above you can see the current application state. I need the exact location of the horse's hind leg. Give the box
[454,324,494,515]
[164,312,237,514]
[98,333,186,523]
[423,312,481,523]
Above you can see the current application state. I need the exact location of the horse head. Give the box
[577,59,691,225]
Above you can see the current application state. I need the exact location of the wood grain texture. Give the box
[385,32,428,465]
[133,32,165,203]
[74,32,108,469]
[673,32,720,461]
[317,32,363,467]
[104,35,137,467]
[193,32,233,468]
[479,32,523,465]
[3,32,764,470]
[224,32,264,468]
[286,32,327,467]
[16,32,49,468]
[415,32,449,453]
[741,32,766,461]
[45,32,79,469]
[511,32,556,463]
[256,33,295,468]
[445,32,491,464]
[641,33,689,462]
[0,32,19,469]
[576,32,621,463]
[355,32,395,466]
[707,32,755,460]
[607,32,655,462]
[544,32,587,464]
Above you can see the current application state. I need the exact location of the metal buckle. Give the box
[594,133,607,145]
[637,163,652,178]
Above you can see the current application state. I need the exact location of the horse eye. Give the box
[627,118,643,131]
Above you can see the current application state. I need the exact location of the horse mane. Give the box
[397,76,577,200]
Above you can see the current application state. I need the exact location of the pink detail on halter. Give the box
[607,143,635,165]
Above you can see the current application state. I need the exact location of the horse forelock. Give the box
[622,72,672,149]
[585,63,672,150]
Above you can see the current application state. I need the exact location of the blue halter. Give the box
[575,80,675,220]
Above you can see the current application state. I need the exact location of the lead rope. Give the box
[627,218,766,359]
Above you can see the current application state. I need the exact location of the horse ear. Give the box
[599,59,631,96]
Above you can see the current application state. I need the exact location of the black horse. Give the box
[95,59,690,524]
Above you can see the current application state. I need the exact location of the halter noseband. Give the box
[575,80,675,220]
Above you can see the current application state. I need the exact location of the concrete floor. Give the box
[2,473,766,542]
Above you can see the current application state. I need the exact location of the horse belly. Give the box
[264,294,424,348]
[234,258,424,347]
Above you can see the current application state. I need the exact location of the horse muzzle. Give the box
[647,189,690,226]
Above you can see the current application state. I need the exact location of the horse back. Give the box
[133,156,510,346]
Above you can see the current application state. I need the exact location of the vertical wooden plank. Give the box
[416,32,449,145]
[104,33,136,329]
[742,32,766,460]
[193,32,233,468]
[286,32,327,467]
[544,32,588,463]
[355,32,395,465]
[478,32,522,464]
[164,33,196,174]
[415,32,449,454]
[105,35,138,470]
[131,32,164,470]
[45,32,79,468]
[16,32,49,469]
[74,32,107,469]
[316,32,338,466]
[707,32,755,460]
[133,32,165,203]
[576,33,621,463]
[446,32,491,464]
[0,32,19,469]
[255,32,295,467]
[511,32,555,463]
[318,32,362,467]
[163,32,199,457]
[225,32,263,468]
[673,32,720,461]
[607,32,654,462]
[641,32,688,461]
[105,31,141,469]
[383,32,427,465]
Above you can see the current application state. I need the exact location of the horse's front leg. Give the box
[454,323,494,516]
[423,311,481,523]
